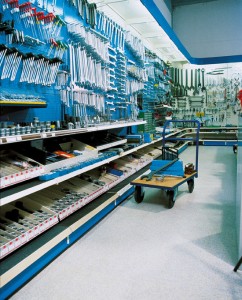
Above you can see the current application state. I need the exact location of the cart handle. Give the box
[162,120,201,177]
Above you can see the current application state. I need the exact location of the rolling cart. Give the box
[131,120,200,208]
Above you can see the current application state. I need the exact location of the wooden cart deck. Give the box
[131,172,197,190]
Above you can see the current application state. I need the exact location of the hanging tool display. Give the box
[125,31,145,64]
[126,62,145,96]
[95,11,125,51]
[67,23,109,64]
[143,50,171,110]
[1,0,239,130]
[180,69,185,97]
[68,41,108,90]
[0,44,63,85]
[0,0,172,129]
[171,66,241,126]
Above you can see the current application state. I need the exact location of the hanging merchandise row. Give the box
[0,0,171,136]
[170,66,242,127]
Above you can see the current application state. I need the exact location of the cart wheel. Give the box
[134,186,145,203]
[187,179,194,193]
[167,190,175,209]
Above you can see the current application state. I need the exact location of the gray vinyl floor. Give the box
[10,146,242,300]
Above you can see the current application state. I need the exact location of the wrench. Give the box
[198,68,201,88]
[193,69,199,95]
[190,69,195,90]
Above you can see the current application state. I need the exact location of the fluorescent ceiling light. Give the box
[89,0,187,62]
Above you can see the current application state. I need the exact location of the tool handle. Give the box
[185,69,188,89]
[198,68,201,87]
[191,69,194,88]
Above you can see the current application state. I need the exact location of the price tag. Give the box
[82,198,87,205]
[39,166,45,174]
[71,203,76,212]
[41,133,47,138]
[16,136,22,141]
[18,172,25,181]
[21,234,27,244]
[0,245,8,258]
[66,206,71,216]
[49,217,54,226]
[10,175,15,184]
[59,209,67,220]
[108,182,114,189]
[8,241,15,252]
[15,173,20,182]
[44,219,50,229]
[33,226,39,236]
[53,215,58,225]
[14,237,21,248]
[0,178,4,188]
[38,223,45,233]
[27,230,34,240]
[78,199,83,208]
[35,167,40,176]
[25,170,30,179]
[29,169,35,178]
[103,185,109,192]
[6,136,17,143]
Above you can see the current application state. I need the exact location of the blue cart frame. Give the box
[131,120,201,208]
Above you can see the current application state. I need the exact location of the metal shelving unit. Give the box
[0,123,240,298]
[0,131,173,298]
[0,121,146,145]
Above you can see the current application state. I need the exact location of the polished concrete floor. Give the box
[11,146,242,300]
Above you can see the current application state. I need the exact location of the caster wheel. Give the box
[187,179,194,193]
[167,190,175,209]
[134,186,145,203]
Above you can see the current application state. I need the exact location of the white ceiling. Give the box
[89,0,187,63]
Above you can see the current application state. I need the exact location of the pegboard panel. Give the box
[0,0,170,135]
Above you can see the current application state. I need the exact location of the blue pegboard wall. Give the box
[0,0,171,129]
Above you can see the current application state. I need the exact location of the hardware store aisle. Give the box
[10,146,242,300]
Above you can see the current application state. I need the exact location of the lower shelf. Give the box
[0,158,156,299]
[202,140,237,146]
